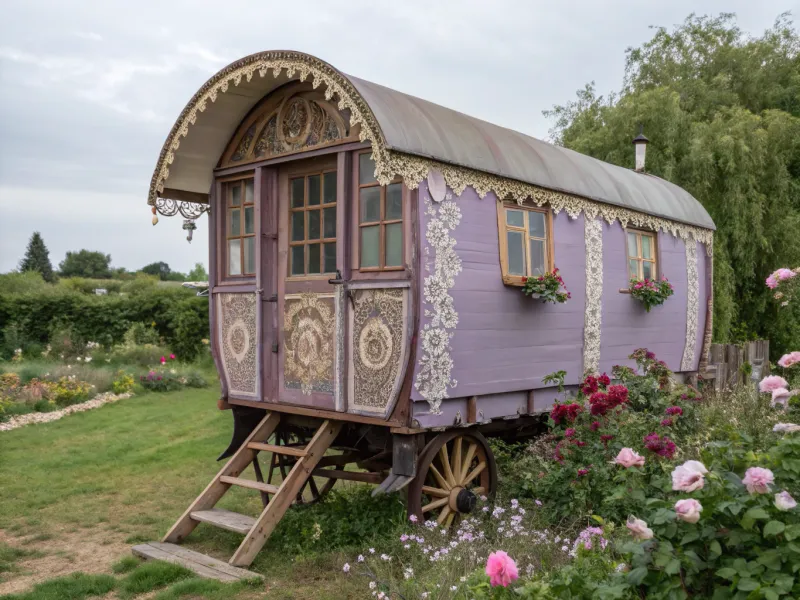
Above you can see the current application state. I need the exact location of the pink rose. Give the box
[771,388,795,408]
[485,551,518,588]
[614,448,645,468]
[759,375,789,393]
[674,499,703,524]
[626,516,653,541]
[742,467,774,495]
[671,460,709,492]
[778,351,800,368]
[775,491,797,511]
[170,353,176,360]
[160,356,166,364]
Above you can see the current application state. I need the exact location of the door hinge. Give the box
[271,342,279,353]
[264,294,278,302]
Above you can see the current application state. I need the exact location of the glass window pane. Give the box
[507,231,525,275]
[308,175,321,206]
[229,209,241,236]
[359,153,376,185]
[244,179,254,204]
[641,235,653,259]
[308,210,321,240]
[506,209,524,228]
[323,243,337,273]
[323,172,337,204]
[230,184,241,206]
[385,223,403,267]
[529,211,546,238]
[291,211,304,242]
[627,232,638,258]
[530,239,546,276]
[243,237,255,274]
[290,245,305,276]
[628,259,639,279]
[386,184,402,220]
[228,239,241,275]
[642,261,654,280]
[290,178,304,208]
[244,206,254,234]
[360,187,381,223]
[308,244,321,274]
[323,207,336,238]
[360,226,380,268]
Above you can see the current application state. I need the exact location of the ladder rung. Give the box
[247,442,307,457]
[219,476,279,494]
[190,508,256,535]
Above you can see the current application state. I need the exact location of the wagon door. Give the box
[274,156,345,411]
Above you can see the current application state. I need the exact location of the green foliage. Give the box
[545,13,800,357]
[112,371,135,395]
[0,272,56,295]
[187,262,208,282]
[522,269,571,304]
[141,261,173,281]
[1,572,116,600]
[18,232,55,283]
[59,278,123,295]
[110,556,141,575]
[58,250,112,279]
[0,542,39,580]
[628,277,674,312]
[269,486,405,555]
[117,561,193,597]
[152,577,261,600]
[0,286,208,361]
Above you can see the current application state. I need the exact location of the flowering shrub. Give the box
[112,371,135,395]
[521,269,571,304]
[137,367,208,392]
[767,266,800,306]
[628,276,674,312]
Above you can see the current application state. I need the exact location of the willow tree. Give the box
[545,13,800,356]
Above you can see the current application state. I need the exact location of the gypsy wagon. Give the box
[139,51,715,573]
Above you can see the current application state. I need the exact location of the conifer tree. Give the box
[19,231,55,282]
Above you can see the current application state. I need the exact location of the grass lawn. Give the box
[0,387,372,599]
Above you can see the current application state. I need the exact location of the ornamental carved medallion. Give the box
[283,293,335,395]
[218,293,258,396]
[350,289,406,414]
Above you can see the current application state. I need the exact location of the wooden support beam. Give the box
[311,469,384,484]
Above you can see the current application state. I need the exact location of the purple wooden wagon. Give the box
[140,51,715,572]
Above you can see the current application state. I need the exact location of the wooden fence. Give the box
[697,340,770,392]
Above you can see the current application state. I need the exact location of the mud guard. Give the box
[217,405,267,461]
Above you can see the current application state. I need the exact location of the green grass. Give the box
[0,573,115,600]
[0,386,379,598]
[117,561,194,598]
[0,544,40,582]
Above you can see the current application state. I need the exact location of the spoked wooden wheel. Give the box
[408,431,497,528]
[258,430,336,507]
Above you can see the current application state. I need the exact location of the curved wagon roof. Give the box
[148,51,714,231]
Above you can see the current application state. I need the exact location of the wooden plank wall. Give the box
[699,340,770,392]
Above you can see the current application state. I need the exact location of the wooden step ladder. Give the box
[135,412,342,573]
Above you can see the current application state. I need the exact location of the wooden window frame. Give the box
[496,201,554,286]
[223,176,256,278]
[357,151,404,272]
[626,228,658,280]
[287,168,338,278]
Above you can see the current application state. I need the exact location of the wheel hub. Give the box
[449,487,477,514]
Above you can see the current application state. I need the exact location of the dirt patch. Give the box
[0,527,131,595]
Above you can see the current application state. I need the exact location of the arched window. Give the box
[219,82,360,168]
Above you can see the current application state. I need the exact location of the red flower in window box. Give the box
[628,276,674,312]
[522,268,570,304]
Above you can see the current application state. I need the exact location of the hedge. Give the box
[0,287,210,361]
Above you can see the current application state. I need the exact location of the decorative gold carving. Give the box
[681,240,700,371]
[583,218,603,374]
[283,293,335,395]
[218,293,258,396]
[148,51,713,252]
[351,289,406,414]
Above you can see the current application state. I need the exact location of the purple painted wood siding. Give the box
[598,225,688,374]
[411,183,586,406]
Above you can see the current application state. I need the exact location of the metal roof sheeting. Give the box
[348,75,715,230]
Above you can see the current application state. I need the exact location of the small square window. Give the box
[626,230,658,280]
[497,202,553,285]
[357,152,404,271]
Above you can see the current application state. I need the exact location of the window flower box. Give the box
[628,277,674,312]
[520,268,571,304]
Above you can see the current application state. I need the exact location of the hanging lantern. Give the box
[183,219,197,243]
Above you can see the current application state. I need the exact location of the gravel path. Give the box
[0,391,134,432]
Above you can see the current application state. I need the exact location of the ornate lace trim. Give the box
[583,218,603,374]
[148,52,713,254]
[414,182,462,414]
[681,240,700,371]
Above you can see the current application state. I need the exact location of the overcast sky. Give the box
[0,1,794,274]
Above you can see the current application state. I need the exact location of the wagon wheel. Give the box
[408,431,497,528]
[259,430,336,507]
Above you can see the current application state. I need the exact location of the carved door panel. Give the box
[275,156,343,411]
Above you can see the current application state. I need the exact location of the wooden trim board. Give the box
[132,542,262,582]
